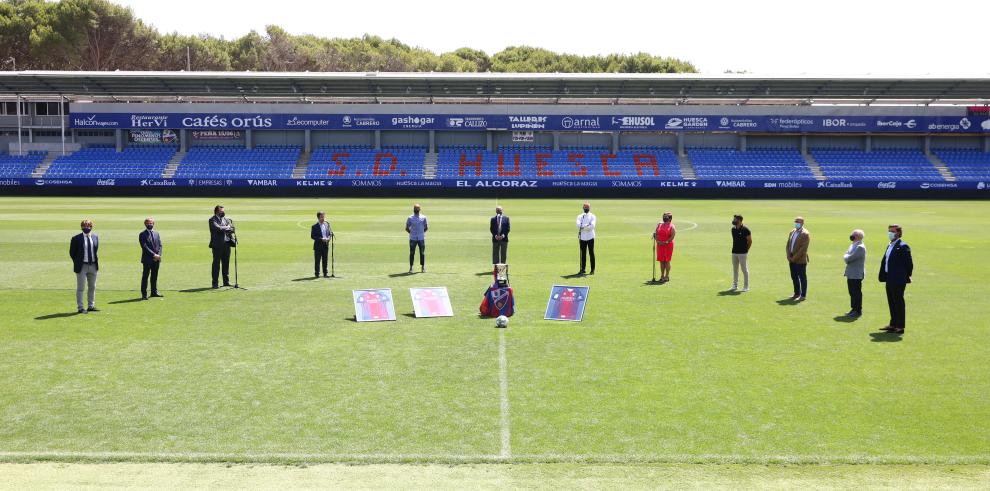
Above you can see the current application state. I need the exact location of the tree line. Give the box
[0,0,697,73]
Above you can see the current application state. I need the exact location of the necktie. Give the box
[87,236,94,262]
[498,216,502,234]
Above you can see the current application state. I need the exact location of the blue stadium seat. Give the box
[0,151,47,178]
[305,146,425,179]
[436,147,682,179]
[812,148,943,181]
[932,148,990,181]
[174,145,300,179]
[688,147,815,180]
[45,146,176,178]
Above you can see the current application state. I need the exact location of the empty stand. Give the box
[305,146,425,179]
[931,149,990,181]
[0,151,47,178]
[174,145,300,178]
[45,146,176,178]
[811,148,943,181]
[437,147,682,179]
[688,148,815,180]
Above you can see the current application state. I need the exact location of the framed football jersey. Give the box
[352,289,397,322]
[410,287,454,318]
[544,285,590,322]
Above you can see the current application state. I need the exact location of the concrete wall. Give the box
[493,131,554,148]
[684,133,737,148]
[558,132,611,148]
[618,132,677,148]
[312,131,374,147]
[253,130,305,146]
[436,131,486,148]
[930,136,982,149]
[380,131,428,147]
[872,136,922,149]
[807,135,863,149]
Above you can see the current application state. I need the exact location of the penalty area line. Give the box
[498,328,511,459]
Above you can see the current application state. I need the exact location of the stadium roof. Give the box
[1,71,989,105]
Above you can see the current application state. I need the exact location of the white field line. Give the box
[679,220,699,231]
[498,328,511,459]
[0,451,988,465]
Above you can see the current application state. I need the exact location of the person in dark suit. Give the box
[879,224,913,334]
[310,211,334,278]
[139,217,163,299]
[69,219,99,313]
[208,205,235,289]
[490,205,510,264]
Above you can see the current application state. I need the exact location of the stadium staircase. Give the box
[30,151,55,178]
[803,153,827,180]
[162,150,185,178]
[926,152,956,182]
[423,152,438,179]
[292,151,310,179]
[676,153,696,179]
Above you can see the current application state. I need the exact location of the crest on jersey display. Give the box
[544,285,590,322]
[352,288,397,322]
[410,287,454,318]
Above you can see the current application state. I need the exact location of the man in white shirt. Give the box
[576,202,596,275]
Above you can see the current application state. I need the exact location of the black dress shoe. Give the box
[323,274,329,278]
[222,283,231,287]
[890,327,905,334]
[590,270,595,275]
[87,307,99,312]
[578,270,586,275]
[141,296,149,300]
[151,293,164,298]
[880,325,895,332]
[211,285,219,289]
[78,308,86,314]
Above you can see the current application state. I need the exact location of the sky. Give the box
[113,0,986,76]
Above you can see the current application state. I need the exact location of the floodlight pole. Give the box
[16,94,22,155]
[59,95,66,156]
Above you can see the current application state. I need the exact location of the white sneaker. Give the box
[741,287,749,292]
[729,286,738,291]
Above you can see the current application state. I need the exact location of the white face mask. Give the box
[888,231,898,241]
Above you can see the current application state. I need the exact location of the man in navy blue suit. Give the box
[490,206,510,265]
[139,217,163,300]
[310,211,334,278]
[878,224,913,334]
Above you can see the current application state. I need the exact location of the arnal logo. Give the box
[561,117,600,129]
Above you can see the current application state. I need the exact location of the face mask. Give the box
[496,211,502,215]
[146,224,154,230]
[849,235,856,241]
[888,231,897,241]
[794,223,802,229]
[81,228,91,234]
[218,212,225,218]
[583,208,590,213]
[732,220,739,226]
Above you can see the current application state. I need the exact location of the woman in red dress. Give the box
[653,211,676,283]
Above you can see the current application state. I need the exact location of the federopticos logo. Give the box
[770,117,814,130]
[508,116,548,129]
[561,116,601,130]
[180,115,273,128]
[391,116,436,129]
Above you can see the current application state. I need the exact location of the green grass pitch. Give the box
[0,196,988,472]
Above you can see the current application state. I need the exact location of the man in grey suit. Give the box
[209,205,235,289]
[842,229,866,317]
[69,219,99,313]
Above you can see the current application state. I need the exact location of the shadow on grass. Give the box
[108,298,147,305]
[833,315,860,323]
[388,271,416,278]
[776,297,801,306]
[642,280,664,286]
[475,271,493,276]
[35,312,82,320]
[718,289,741,296]
[870,332,903,342]
[291,276,320,282]
[401,313,417,319]
[179,287,215,293]
[344,316,357,323]
[561,272,586,279]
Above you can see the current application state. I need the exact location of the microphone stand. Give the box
[228,222,246,290]
[330,234,337,278]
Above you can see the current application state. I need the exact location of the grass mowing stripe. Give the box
[499,329,511,459]
[1,451,988,465]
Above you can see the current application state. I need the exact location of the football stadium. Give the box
[2,2,990,489]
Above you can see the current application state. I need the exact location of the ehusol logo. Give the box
[611,116,655,128]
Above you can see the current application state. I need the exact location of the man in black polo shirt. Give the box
[730,214,752,292]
